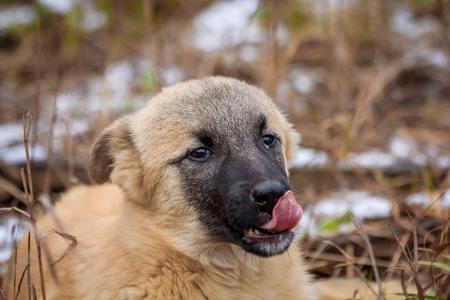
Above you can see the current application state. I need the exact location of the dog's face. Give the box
[90,77,301,257]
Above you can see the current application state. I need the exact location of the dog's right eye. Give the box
[189,148,211,161]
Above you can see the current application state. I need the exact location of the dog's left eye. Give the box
[189,148,211,161]
[262,135,276,147]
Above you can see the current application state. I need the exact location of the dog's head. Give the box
[90,77,301,257]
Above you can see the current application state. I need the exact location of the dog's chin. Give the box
[225,225,295,257]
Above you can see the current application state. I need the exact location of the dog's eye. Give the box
[189,148,211,161]
[262,135,276,147]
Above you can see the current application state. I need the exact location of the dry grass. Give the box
[0,0,449,299]
[306,202,449,299]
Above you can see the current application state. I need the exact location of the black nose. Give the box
[251,181,285,208]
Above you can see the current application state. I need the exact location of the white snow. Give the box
[190,0,265,52]
[0,6,35,30]
[403,46,449,69]
[290,147,329,168]
[389,135,428,165]
[424,49,448,68]
[442,191,450,208]
[291,69,315,94]
[437,156,450,169]
[292,134,450,172]
[350,194,392,219]
[297,190,392,237]
[407,192,450,209]
[57,60,138,115]
[292,147,403,170]
[82,9,106,32]
[0,123,24,147]
[0,217,26,265]
[295,210,318,236]
[1,1,106,31]
[80,1,107,31]
[305,0,359,16]
[389,136,411,158]
[1,144,47,165]
[391,7,438,38]
[0,122,49,164]
[348,150,397,169]
[274,24,291,46]
[312,198,350,219]
[161,67,186,86]
[105,61,135,99]
[313,191,392,219]
[53,119,90,137]
[38,0,74,14]
[240,45,260,62]
[407,193,430,206]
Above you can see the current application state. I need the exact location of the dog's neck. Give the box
[116,200,308,298]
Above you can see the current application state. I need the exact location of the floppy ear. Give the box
[90,115,151,204]
[89,116,133,184]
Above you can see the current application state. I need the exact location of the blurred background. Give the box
[0,0,449,297]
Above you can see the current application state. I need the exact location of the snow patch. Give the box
[290,147,329,168]
[314,191,392,219]
[0,217,26,265]
[297,190,392,237]
[292,139,450,172]
[403,47,449,69]
[0,6,35,30]
[0,123,24,147]
[348,150,397,169]
[390,136,411,158]
[407,193,430,206]
[38,0,74,14]
[291,69,315,94]
[437,156,450,169]
[161,67,186,86]
[1,144,47,165]
[240,45,260,62]
[391,7,438,38]
[81,1,107,32]
[57,60,138,115]
[442,191,450,208]
[190,0,265,52]
[407,192,450,209]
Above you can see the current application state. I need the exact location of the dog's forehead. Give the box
[152,78,276,132]
[132,78,286,160]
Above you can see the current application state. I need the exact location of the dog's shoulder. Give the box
[55,184,123,218]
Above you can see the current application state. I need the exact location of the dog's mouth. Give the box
[244,227,285,239]
[227,191,303,257]
[245,191,302,238]
[241,227,288,246]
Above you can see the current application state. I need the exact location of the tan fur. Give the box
[6,77,316,299]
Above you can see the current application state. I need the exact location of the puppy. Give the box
[6,77,317,299]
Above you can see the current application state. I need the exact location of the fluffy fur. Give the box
[6,77,317,299]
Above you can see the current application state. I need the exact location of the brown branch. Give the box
[22,113,46,300]
[43,74,61,196]
[0,176,27,205]
[352,217,384,300]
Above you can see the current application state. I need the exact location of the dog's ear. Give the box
[89,116,149,203]
[89,116,133,184]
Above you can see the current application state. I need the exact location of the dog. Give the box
[6,77,317,299]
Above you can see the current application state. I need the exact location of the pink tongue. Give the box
[259,191,302,233]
